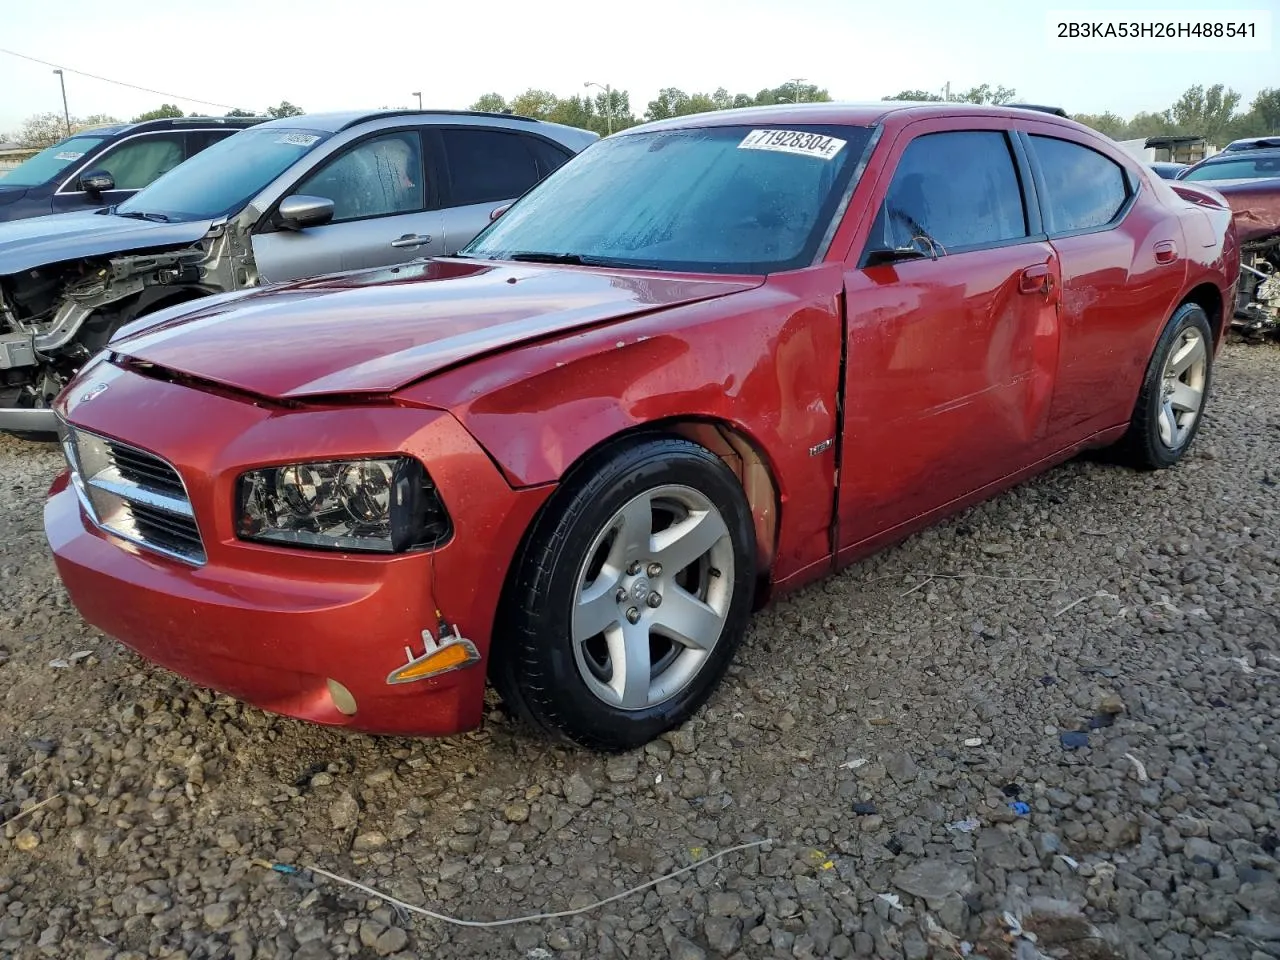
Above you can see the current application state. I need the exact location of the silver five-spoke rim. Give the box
[571,484,734,712]
[1158,327,1207,450]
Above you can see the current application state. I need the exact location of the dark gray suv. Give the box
[0,117,267,222]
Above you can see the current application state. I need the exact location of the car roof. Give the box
[630,100,1085,134]
[1223,136,1280,151]
[252,109,554,134]
[1195,147,1280,165]
[76,116,268,137]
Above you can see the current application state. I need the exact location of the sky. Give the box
[1,0,1276,136]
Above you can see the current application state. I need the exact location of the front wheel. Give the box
[493,436,757,752]
[1114,302,1214,470]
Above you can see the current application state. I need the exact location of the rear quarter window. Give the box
[1029,135,1129,234]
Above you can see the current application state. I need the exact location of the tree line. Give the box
[473,80,1278,145]
[2,101,305,148]
[6,82,1277,151]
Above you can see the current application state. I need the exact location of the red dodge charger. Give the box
[44,103,1239,751]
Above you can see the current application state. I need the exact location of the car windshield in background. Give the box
[115,128,332,221]
[1182,155,1280,182]
[463,123,873,274]
[2,136,108,187]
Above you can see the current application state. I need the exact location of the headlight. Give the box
[236,457,451,553]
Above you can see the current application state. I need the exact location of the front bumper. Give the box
[0,406,57,434]
[44,361,552,736]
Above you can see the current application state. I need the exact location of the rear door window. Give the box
[186,129,240,154]
[866,130,1028,257]
[439,129,542,206]
[1028,135,1130,233]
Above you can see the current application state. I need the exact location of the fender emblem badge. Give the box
[79,382,109,403]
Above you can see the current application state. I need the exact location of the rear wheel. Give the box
[493,436,757,751]
[1114,302,1213,469]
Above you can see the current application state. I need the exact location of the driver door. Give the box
[836,122,1063,558]
[251,129,445,284]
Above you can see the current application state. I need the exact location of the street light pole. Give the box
[412,91,422,110]
[53,69,70,136]
[584,81,613,134]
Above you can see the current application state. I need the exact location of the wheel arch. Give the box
[498,417,782,629]
[1177,280,1227,346]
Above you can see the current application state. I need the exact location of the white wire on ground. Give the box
[304,837,772,929]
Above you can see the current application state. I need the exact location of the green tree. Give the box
[883,89,945,102]
[754,82,831,105]
[223,107,258,118]
[1168,84,1241,146]
[1122,110,1181,139]
[646,88,689,121]
[549,94,596,130]
[1233,87,1280,137]
[953,84,1017,105]
[132,103,184,122]
[266,101,305,119]
[470,92,509,113]
[883,84,1016,104]
[510,89,559,120]
[1071,111,1130,139]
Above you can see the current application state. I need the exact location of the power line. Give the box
[0,47,235,110]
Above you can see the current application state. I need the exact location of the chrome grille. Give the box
[61,424,206,565]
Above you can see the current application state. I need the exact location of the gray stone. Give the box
[203,902,235,929]
[669,935,706,960]
[564,772,595,807]
[704,916,742,953]
[892,860,972,902]
[328,791,360,831]
[373,927,408,955]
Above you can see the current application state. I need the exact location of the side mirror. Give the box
[489,204,511,222]
[80,170,115,195]
[276,195,335,231]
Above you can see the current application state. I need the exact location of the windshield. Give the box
[2,136,107,187]
[116,127,331,221]
[462,123,873,274]
[1182,155,1280,182]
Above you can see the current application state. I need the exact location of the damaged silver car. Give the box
[0,109,597,437]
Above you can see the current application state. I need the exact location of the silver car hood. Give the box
[0,211,215,274]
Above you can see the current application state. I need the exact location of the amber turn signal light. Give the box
[386,627,481,684]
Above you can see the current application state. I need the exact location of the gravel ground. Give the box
[2,341,1279,960]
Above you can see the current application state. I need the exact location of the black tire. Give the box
[1113,302,1214,470]
[493,435,757,752]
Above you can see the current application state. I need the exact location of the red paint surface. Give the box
[47,104,1238,736]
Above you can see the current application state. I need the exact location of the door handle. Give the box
[1018,263,1053,296]
[391,234,431,248]
[1154,240,1178,264]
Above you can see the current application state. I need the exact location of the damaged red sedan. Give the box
[45,103,1239,751]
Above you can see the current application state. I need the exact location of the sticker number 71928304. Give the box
[738,129,847,160]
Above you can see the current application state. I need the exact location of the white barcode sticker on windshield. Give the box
[275,133,320,147]
[738,129,846,160]
[54,151,85,161]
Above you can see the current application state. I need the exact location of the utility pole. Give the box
[944,81,951,101]
[53,69,70,136]
[585,81,613,134]
[789,77,808,103]
[412,91,422,110]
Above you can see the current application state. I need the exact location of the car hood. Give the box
[109,258,762,399]
[1200,177,1280,244]
[0,210,215,274]
[0,184,29,207]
